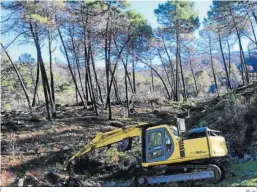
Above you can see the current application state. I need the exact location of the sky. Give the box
[1,0,250,63]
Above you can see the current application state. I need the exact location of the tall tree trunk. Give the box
[87,75,93,103]
[106,37,130,120]
[230,6,249,84]
[30,23,52,119]
[48,31,56,117]
[236,27,249,84]
[209,41,218,94]
[179,45,187,101]
[125,55,130,117]
[162,37,175,96]
[113,77,121,102]
[240,50,249,85]
[150,57,154,92]
[83,12,89,107]
[158,49,173,99]
[109,67,120,102]
[104,11,111,111]
[32,61,40,107]
[248,13,257,46]
[58,28,86,108]
[74,66,79,104]
[120,56,134,93]
[132,52,136,94]
[226,38,231,77]
[239,50,245,85]
[251,9,257,24]
[28,65,39,105]
[86,45,98,115]
[189,56,198,96]
[175,29,180,101]
[1,43,32,110]
[70,31,86,100]
[90,48,103,103]
[218,32,232,90]
[85,70,89,102]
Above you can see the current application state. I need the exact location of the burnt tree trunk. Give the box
[32,61,40,107]
[30,23,52,119]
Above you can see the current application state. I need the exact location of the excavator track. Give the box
[66,159,224,186]
[134,164,224,186]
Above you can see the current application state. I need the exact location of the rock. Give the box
[243,154,251,161]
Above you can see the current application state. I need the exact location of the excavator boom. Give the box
[70,125,141,160]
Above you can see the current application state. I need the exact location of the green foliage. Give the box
[231,178,257,187]
[230,160,257,177]
[30,14,48,23]
[155,0,200,33]
[3,103,11,111]
[228,160,257,187]
[105,148,129,162]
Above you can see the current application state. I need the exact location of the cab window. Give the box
[148,130,164,160]
[148,131,162,148]
[147,128,174,162]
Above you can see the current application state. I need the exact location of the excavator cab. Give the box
[141,124,228,167]
[145,127,174,162]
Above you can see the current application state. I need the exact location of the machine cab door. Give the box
[146,128,174,163]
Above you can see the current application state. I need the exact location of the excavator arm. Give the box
[70,125,142,160]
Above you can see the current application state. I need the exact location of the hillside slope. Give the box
[1,83,257,187]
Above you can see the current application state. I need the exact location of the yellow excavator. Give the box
[68,119,228,186]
